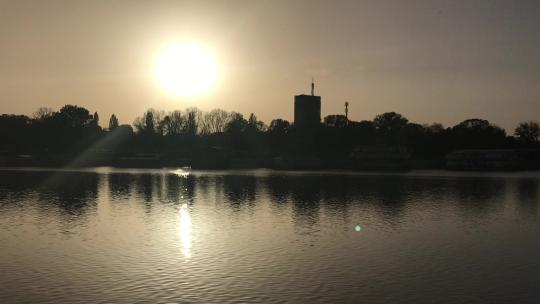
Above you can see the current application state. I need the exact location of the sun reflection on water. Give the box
[178,203,192,259]
[171,168,191,178]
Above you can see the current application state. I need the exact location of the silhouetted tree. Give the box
[200,109,230,135]
[33,107,54,120]
[86,111,100,130]
[159,115,172,136]
[422,123,449,157]
[247,113,266,132]
[324,115,348,128]
[349,120,376,145]
[515,121,540,144]
[373,112,409,143]
[134,109,164,134]
[399,123,427,154]
[0,114,31,152]
[59,105,93,129]
[160,110,184,136]
[185,108,199,136]
[373,112,408,134]
[225,113,248,135]
[172,111,185,135]
[109,114,119,130]
[426,123,444,133]
[145,111,155,133]
[449,118,506,149]
[269,119,291,134]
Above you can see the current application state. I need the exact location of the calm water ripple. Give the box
[0,168,539,303]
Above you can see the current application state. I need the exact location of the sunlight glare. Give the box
[178,203,193,259]
[155,43,218,98]
[171,168,191,178]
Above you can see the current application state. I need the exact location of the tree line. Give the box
[0,104,539,164]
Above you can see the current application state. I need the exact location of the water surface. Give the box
[1,168,539,303]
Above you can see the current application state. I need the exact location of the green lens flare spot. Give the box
[355,224,361,232]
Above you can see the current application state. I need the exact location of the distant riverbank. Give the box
[1,148,540,171]
[2,167,540,180]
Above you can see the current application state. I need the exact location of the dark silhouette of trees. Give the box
[449,118,506,149]
[269,119,291,134]
[0,114,31,153]
[225,113,248,135]
[247,113,266,132]
[58,105,93,129]
[221,112,249,150]
[1,103,537,169]
[185,108,199,137]
[200,109,231,135]
[134,109,165,135]
[168,110,185,135]
[349,120,376,145]
[92,112,99,127]
[159,115,172,136]
[109,114,119,130]
[373,112,409,145]
[399,123,425,145]
[323,115,348,128]
[426,123,444,133]
[33,107,54,120]
[150,110,186,137]
[145,110,155,133]
[1,105,104,157]
[515,121,540,145]
[267,119,291,154]
[373,112,409,137]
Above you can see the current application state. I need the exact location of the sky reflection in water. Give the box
[0,169,539,303]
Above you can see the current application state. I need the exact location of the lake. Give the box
[0,168,539,303]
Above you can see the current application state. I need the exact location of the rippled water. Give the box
[1,168,539,303]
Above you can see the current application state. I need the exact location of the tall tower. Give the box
[294,81,321,128]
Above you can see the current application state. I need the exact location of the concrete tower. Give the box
[294,80,321,128]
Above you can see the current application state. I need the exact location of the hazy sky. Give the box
[1,0,539,130]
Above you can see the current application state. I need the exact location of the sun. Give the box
[155,43,218,98]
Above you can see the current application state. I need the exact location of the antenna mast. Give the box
[345,101,349,126]
[311,78,315,96]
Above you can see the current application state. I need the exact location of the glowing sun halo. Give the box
[155,44,218,98]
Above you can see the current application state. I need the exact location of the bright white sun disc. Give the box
[155,44,218,97]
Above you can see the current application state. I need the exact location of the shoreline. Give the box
[2,166,540,179]
[2,148,539,172]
